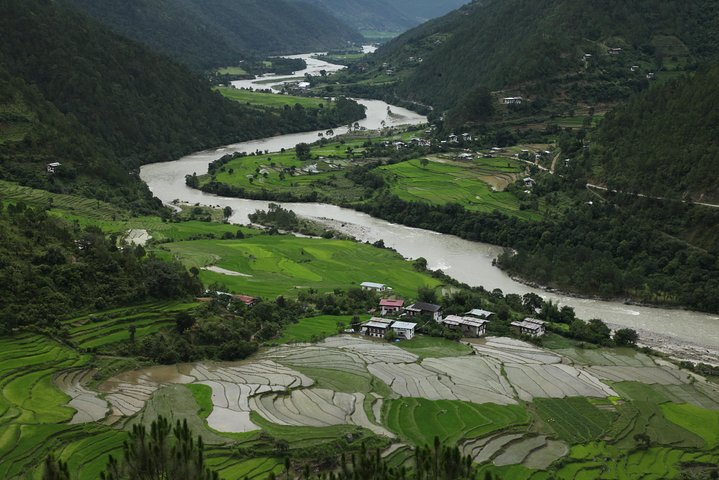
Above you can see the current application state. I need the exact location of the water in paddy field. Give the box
[140,51,719,364]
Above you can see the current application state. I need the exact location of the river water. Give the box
[140,53,719,364]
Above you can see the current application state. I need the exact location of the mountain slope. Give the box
[593,66,719,203]
[368,0,719,110]
[63,0,363,69]
[0,0,342,210]
[299,0,468,33]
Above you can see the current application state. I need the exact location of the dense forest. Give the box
[356,0,719,111]
[592,65,719,203]
[298,0,468,33]
[0,203,200,333]
[63,0,363,70]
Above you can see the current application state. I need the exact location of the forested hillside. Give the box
[364,0,719,111]
[0,0,365,210]
[592,66,719,203]
[0,202,200,332]
[299,0,468,34]
[63,0,363,70]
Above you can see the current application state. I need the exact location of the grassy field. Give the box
[534,397,616,443]
[275,315,366,344]
[661,403,719,448]
[159,234,442,298]
[216,86,330,109]
[379,157,540,220]
[216,66,248,76]
[384,398,529,446]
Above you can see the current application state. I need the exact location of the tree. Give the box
[614,328,639,346]
[419,158,429,168]
[175,311,195,334]
[100,417,219,480]
[295,142,311,161]
[385,329,397,342]
[223,206,232,219]
[43,454,71,480]
[417,286,438,304]
[128,325,136,344]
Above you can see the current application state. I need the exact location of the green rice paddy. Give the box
[383,399,529,446]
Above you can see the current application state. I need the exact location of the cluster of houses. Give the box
[359,281,547,341]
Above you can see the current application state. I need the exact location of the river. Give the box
[140,52,719,364]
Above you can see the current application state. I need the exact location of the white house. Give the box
[510,318,546,337]
[361,282,389,292]
[46,162,62,174]
[390,321,417,340]
[501,97,524,105]
[466,308,494,319]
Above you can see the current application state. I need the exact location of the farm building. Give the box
[232,294,258,306]
[466,308,495,319]
[405,302,442,321]
[523,177,536,187]
[379,298,404,316]
[510,318,546,337]
[46,162,61,173]
[390,321,417,340]
[441,315,488,337]
[361,318,393,338]
[361,282,389,292]
[501,97,523,105]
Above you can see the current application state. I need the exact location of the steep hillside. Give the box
[0,0,361,209]
[299,0,468,34]
[593,66,719,203]
[365,0,719,111]
[63,0,363,69]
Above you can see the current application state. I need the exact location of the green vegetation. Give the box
[534,398,615,443]
[380,157,539,220]
[217,87,330,109]
[62,0,362,70]
[275,315,360,344]
[352,0,719,113]
[160,235,442,298]
[661,403,719,448]
[594,65,719,203]
[384,399,529,446]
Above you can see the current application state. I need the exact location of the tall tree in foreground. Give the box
[100,417,219,480]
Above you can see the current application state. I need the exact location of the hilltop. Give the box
[345,0,719,116]
[63,0,363,69]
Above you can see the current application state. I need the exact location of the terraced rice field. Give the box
[534,398,616,443]
[65,301,199,350]
[4,328,719,479]
[384,399,529,446]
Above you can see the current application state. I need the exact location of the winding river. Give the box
[140,52,719,364]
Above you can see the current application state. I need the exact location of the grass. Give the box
[216,86,330,109]
[64,301,200,351]
[395,334,473,358]
[661,403,719,448]
[160,234,443,298]
[216,66,248,76]
[534,397,616,443]
[383,398,529,446]
[187,384,214,420]
[274,315,360,344]
[379,157,541,220]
